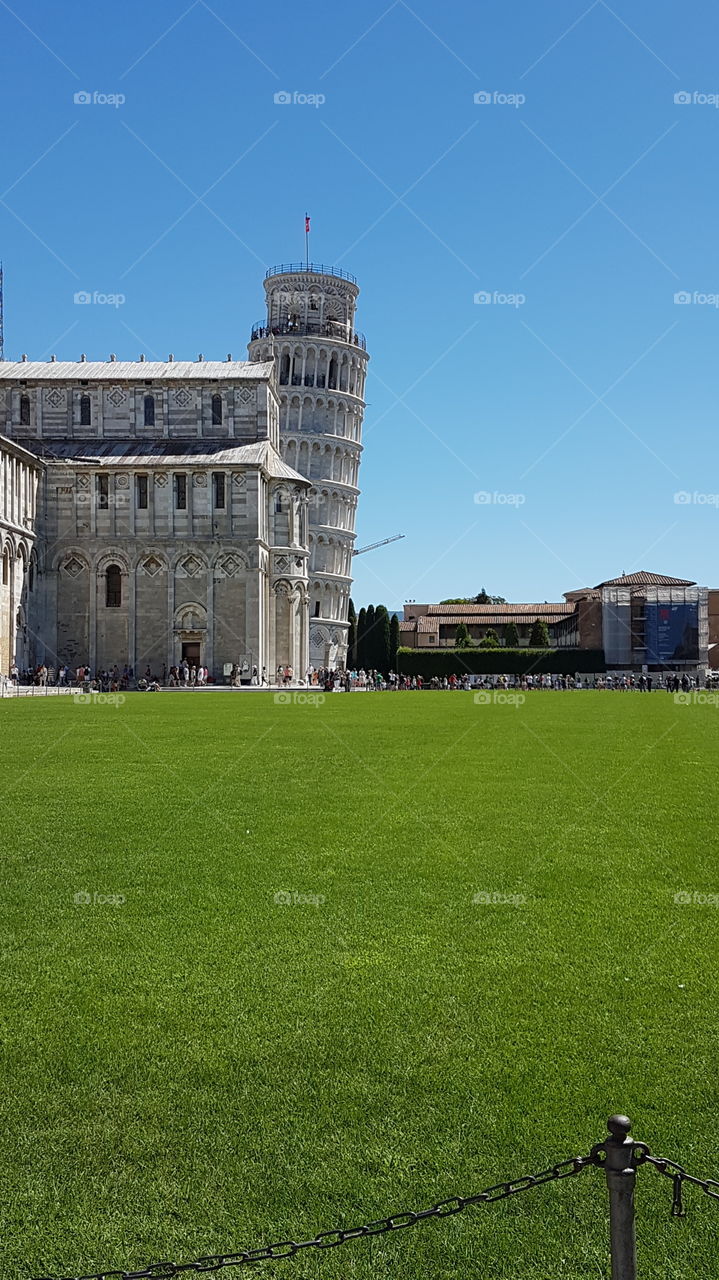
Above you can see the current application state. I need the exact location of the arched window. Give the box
[105,564,122,608]
[80,395,91,426]
[144,395,155,427]
[279,353,290,385]
[2,551,8,585]
[20,395,30,426]
[29,556,34,592]
[211,394,223,425]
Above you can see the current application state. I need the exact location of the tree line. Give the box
[347,601,401,671]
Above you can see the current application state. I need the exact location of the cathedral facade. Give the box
[0,358,311,678]
[0,263,367,680]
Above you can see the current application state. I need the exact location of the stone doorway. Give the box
[181,641,201,665]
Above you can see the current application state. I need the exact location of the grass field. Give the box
[2,690,718,1280]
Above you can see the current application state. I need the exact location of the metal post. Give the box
[604,1115,637,1280]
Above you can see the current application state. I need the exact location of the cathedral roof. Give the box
[33,438,309,483]
[0,360,273,381]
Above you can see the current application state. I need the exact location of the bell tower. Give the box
[248,263,369,668]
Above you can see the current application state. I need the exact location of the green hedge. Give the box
[397,647,605,676]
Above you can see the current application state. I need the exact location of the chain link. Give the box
[35,1155,594,1280]
[644,1154,719,1217]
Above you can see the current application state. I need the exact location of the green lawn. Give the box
[2,690,718,1280]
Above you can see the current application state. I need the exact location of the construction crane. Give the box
[352,533,405,557]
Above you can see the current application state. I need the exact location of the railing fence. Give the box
[33,1115,719,1280]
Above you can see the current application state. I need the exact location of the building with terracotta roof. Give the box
[402,572,713,671]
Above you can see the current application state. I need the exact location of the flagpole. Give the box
[305,212,309,269]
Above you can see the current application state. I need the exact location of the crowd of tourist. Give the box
[6,661,718,694]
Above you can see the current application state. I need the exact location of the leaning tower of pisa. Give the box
[248,263,369,668]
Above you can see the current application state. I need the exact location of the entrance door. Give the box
[182,642,201,665]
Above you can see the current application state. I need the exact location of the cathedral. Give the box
[0,264,368,679]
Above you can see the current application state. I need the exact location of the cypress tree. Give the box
[347,599,357,667]
[363,605,376,669]
[357,607,367,669]
[529,618,550,647]
[504,621,519,648]
[389,613,401,669]
[375,605,391,673]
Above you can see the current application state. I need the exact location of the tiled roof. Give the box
[595,571,696,588]
[427,602,574,616]
[33,439,308,483]
[0,360,273,381]
[398,620,415,631]
[436,613,570,626]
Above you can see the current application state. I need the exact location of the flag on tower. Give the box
[305,214,311,233]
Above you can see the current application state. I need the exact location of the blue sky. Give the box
[1,0,718,608]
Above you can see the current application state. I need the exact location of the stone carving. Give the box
[76,474,90,490]
[174,388,192,407]
[154,473,168,486]
[193,472,207,486]
[106,388,127,407]
[215,553,243,578]
[177,553,203,578]
[274,555,291,574]
[238,386,255,405]
[63,556,86,577]
[138,554,164,577]
[232,472,246,488]
[45,388,65,408]
[115,474,129,489]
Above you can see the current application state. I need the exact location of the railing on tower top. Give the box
[250,320,366,350]
[265,263,358,284]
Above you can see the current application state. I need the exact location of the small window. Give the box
[174,473,187,510]
[2,552,8,585]
[80,395,91,426]
[136,474,148,509]
[144,395,155,427]
[211,394,223,425]
[314,602,320,617]
[97,475,109,510]
[20,395,30,426]
[275,494,283,514]
[105,564,122,607]
[212,472,225,509]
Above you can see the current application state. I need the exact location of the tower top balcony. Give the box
[250,319,366,350]
[265,262,357,285]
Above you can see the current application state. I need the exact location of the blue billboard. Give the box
[645,602,699,663]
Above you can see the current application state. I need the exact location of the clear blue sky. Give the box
[1,0,718,608]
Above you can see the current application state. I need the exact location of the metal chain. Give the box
[35,1155,594,1280]
[643,1153,719,1217]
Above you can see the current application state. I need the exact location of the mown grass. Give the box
[1,690,717,1280]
